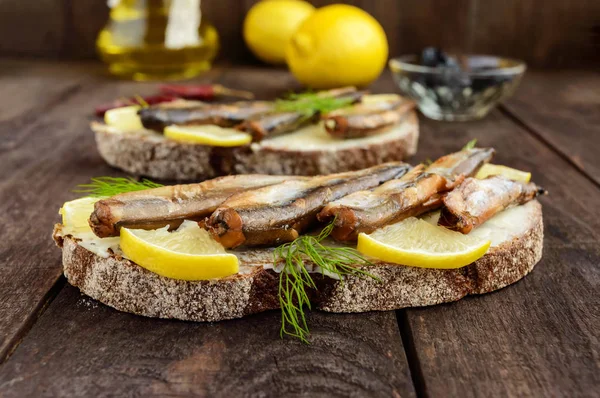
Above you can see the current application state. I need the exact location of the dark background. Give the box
[0,0,599,68]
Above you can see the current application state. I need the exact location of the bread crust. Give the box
[93,112,419,180]
[57,201,543,322]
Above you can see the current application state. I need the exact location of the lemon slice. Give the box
[164,125,252,147]
[476,164,531,183]
[59,197,122,258]
[361,94,401,104]
[120,221,238,280]
[357,217,491,269]
[104,105,143,131]
[59,197,99,234]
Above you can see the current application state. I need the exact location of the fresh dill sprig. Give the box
[274,91,355,117]
[274,220,380,343]
[463,139,477,150]
[73,177,163,197]
[133,94,150,108]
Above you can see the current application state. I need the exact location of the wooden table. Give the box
[0,60,598,397]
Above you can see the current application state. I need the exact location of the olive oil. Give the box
[97,0,219,81]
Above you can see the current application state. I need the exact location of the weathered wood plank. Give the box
[0,1,66,58]
[65,0,109,59]
[0,64,221,362]
[0,65,222,188]
[217,65,300,99]
[0,60,89,131]
[0,65,415,396]
[400,110,600,397]
[0,85,129,361]
[469,0,600,68]
[406,243,600,397]
[0,285,414,397]
[0,61,104,362]
[502,70,600,185]
[3,0,600,67]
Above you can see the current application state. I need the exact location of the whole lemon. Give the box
[243,0,315,65]
[286,4,388,89]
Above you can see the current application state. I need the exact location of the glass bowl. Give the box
[389,55,526,121]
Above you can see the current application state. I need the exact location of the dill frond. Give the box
[274,91,355,117]
[133,94,150,108]
[73,177,163,197]
[463,139,477,150]
[274,219,380,343]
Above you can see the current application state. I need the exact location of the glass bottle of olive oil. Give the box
[97,0,219,81]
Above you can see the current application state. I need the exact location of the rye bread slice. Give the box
[54,201,543,322]
[92,111,419,180]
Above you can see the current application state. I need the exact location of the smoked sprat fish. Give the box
[237,87,366,141]
[317,148,495,241]
[206,162,411,248]
[237,111,318,142]
[323,95,416,139]
[438,175,546,234]
[89,174,306,238]
[138,100,274,132]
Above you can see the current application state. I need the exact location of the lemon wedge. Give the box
[104,105,143,131]
[476,164,531,183]
[357,217,491,269]
[164,125,252,147]
[120,221,239,280]
[361,94,401,104]
[59,197,121,258]
[59,197,99,234]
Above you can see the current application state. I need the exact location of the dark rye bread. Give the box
[54,201,543,322]
[92,111,419,180]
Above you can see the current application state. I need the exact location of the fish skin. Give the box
[237,111,318,142]
[89,174,306,238]
[438,175,546,234]
[317,148,495,241]
[425,147,495,178]
[207,162,412,248]
[237,88,366,141]
[323,98,416,139]
[138,100,274,132]
[318,165,447,241]
[139,87,364,138]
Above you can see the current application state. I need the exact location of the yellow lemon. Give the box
[164,125,252,146]
[243,0,315,65]
[104,105,143,131]
[357,217,491,269]
[59,197,99,234]
[286,4,388,89]
[120,221,239,281]
[475,164,532,183]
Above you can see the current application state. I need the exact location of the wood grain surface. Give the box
[0,61,94,362]
[0,0,598,67]
[0,60,220,362]
[372,70,600,395]
[469,0,600,68]
[0,61,599,396]
[402,111,600,397]
[0,285,414,397]
[503,71,600,186]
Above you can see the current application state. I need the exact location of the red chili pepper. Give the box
[95,94,178,117]
[159,84,255,101]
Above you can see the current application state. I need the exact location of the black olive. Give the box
[420,47,461,69]
[421,47,447,67]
